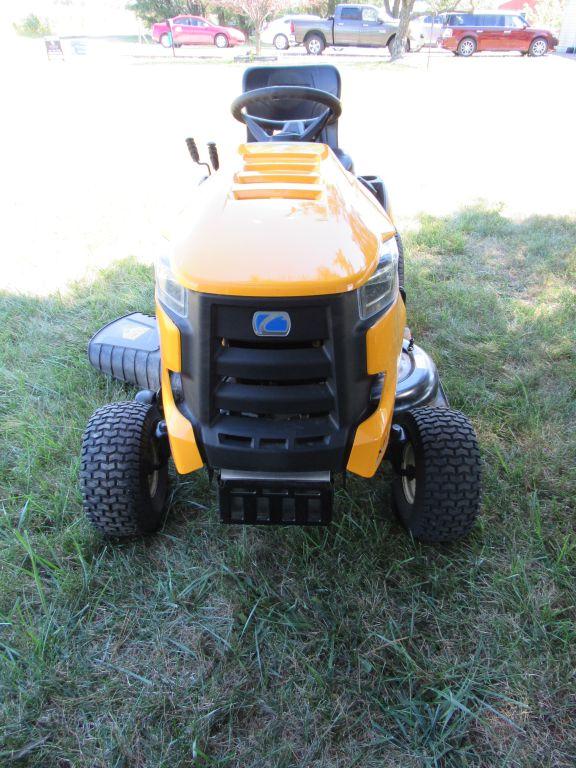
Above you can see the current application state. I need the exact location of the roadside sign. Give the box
[45,37,64,60]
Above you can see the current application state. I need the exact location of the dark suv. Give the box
[440,12,558,56]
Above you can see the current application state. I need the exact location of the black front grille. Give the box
[168,291,377,473]
[214,336,333,420]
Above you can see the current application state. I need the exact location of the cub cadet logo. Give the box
[121,325,148,341]
[252,311,291,337]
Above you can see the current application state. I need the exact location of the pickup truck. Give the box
[293,4,400,55]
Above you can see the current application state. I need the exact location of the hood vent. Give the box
[233,146,325,201]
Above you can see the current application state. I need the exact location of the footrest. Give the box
[218,470,333,525]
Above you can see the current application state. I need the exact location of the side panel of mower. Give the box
[347,294,406,478]
[156,303,203,474]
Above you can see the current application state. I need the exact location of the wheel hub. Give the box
[401,442,417,505]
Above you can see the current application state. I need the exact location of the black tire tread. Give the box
[80,401,167,537]
[394,407,482,542]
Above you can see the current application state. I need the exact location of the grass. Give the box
[0,205,575,767]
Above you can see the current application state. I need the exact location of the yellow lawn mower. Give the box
[81,65,481,542]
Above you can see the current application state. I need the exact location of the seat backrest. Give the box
[242,65,341,149]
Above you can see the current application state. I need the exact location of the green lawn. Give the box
[1,205,575,767]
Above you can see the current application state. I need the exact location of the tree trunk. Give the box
[255,26,261,55]
[391,0,413,60]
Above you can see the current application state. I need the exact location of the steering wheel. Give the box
[231,85,342,143]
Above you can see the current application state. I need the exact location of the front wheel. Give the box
[392,407,482,542]
[528,37,548,56]
[215,33,229,49]
[160,33,172,48]
[457,37,476,57]
[305,34,325,55]
[274,33,289,50]
[80,401,170,537]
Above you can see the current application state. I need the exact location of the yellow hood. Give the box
[171,142,395,297]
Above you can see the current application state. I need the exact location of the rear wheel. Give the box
[305,34,325,55]
[80,401,170,537]
[215,33,229,48]
[274,33,289,50]
[528,37,548,56]
[387,35,409,55]
[457,37,476,56]
[392,407,482,542]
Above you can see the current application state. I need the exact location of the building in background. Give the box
[559,0,576,51]
[499,0,537,12]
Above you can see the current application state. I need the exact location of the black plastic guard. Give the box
[87,313,162,391]
[218,471,333,525]
[393,342,449,413]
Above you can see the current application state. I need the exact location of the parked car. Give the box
[293,4,400,55]
[152,16,245,49]
[440,12,558,56]
[410,13,448,48]
[261,15,322,50]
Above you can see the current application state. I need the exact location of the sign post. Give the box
[166,19,176,58]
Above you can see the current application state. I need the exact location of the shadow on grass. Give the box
[0,205,575,767]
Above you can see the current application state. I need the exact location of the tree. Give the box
[218,0,316,53]
[524,0,565,33]
[385,0,467,60]
[13,13,52,38]
[127,0,207,27]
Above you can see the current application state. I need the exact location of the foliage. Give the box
[127,0,207,26]
[217,0,316,50]
[127,0,317,40]
[13,13,51,38]
[524,0,566,33]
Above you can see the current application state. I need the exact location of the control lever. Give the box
[185,137,211,176]
[207,141,219,171]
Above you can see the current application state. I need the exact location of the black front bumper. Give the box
[171,290,378,473]
[87,309,447,478]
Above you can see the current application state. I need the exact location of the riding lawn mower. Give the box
[81,65,481,542]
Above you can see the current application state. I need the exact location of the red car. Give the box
[440,12,558,56]
[152,16,246,49]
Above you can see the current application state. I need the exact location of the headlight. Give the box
[155,249,188,317]
[358,236,399,320]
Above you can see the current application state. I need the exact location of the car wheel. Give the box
[160,33,172,48]
[305,34,325,55]
[528,37,548,56]
[274,33,289,50]
[392,407,482,543]
[457,37,476,56]
[80,401,170,537]
[215,33,229,48]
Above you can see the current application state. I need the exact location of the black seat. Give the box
[242,65,354,173]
